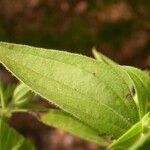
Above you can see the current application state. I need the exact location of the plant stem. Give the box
[0,87,6,110]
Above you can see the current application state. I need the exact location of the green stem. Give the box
[11,109,28,113]
[0,87,6,110]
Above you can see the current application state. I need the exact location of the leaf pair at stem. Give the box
[0,42,150,149]
[0,81,35,149]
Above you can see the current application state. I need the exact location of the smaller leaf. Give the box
[110,113,150,150]
[110,121,142,150]
[93,49,150,118]
[124,66,150,118]
[0,79,6,109]
[92,48,116,65]
[0,118,35,150]
[3,84,16,104]
[0,81,16,109]
[135,131,150,150]
[17,102,47,112]
[13,83,34,105]
[41,109,108,146]
[133,112,150,149]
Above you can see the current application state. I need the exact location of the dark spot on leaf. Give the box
[74,88,77,91]
[92,72,96,76]
[98,133,107,137]
[126,86,135,100]
[131,86,135,97]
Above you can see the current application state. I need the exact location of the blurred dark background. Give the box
[0,0,150,150]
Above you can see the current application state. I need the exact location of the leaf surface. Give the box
[13,83,34,105]
[93,49,150,118]
[110,112,150,150]
[42,109,108,146]
[0,42,139,139]
[124,66,150,118]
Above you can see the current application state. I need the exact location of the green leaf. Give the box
[93,49,150,118]
[42,109,108,146]
[137,131,150,150]
[16,102,47,112]
[13,83,34,105]
[12,83,45,112]
[0,42,139,140]
[110,112,150,150]
[110,120,142,149]
[92,48,116,65]
[0,79,6,109]
[0,80,16,117]
[3,84,16,104]
[0,118,35,150]
[123,66,150,118]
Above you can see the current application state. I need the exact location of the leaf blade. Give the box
[110,112,150,150]
[0,118,35,150]
[0,42,139,139]
[42,109,108,146]
[123,66,150,118]
[12,83,34,105]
